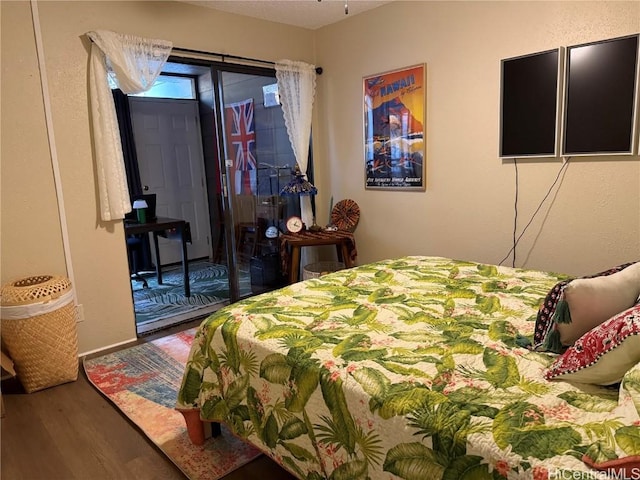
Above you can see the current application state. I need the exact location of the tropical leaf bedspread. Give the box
[176,256,640,479]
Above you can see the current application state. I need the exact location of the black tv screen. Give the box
[562,34,639,156]
[500,48,561,158]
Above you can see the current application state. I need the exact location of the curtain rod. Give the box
[87,37,323,74]
[172,46,323,74]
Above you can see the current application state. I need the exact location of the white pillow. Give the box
[557,262,640,345]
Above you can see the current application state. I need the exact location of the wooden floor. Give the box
[1,319,297,480]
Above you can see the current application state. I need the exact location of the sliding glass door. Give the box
[156,59,305,304]
[215,67,298,301]
[123,58,303,332]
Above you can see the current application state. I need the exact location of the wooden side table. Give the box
[279,230,358,283]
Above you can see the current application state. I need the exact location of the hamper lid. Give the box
[1,275,72,306]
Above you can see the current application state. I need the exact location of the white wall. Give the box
[313,1,640,276]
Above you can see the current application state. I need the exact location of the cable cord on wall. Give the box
[512,159,519,267]
[498,157,570,267]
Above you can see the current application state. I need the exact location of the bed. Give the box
[176,256,640,479]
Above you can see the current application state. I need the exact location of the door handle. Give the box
[143,185,149,191]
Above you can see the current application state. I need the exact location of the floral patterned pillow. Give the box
[545,304,640,385]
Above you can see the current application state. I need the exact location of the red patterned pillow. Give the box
[545,304,640,385]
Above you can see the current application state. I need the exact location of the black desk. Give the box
[125,217,191,297]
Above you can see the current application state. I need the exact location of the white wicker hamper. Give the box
[0,275,78,393]
[302,261,345,280]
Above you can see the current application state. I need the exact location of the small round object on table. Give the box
[331,199,360,232]
[265,226,279,238]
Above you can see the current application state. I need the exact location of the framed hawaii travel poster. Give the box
[364,64,426,190]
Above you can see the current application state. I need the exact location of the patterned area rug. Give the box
[84,328,262,480]
[132,261,251,326]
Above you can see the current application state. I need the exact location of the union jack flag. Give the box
[225,98,256,171]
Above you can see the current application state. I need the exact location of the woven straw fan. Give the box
[331,199,360,232]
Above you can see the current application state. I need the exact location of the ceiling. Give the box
[181,0,394,30]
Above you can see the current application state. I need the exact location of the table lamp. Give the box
[280,163,317,197]
[280,164,321,231]
[132,199,148,224]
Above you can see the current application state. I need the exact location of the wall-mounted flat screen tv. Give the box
[500,48,562,159]
[562,34,639,156]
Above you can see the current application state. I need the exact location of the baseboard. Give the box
[79,336,138,358]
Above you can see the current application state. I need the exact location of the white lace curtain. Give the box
[86,30,172,221]
[275,60,317,229]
